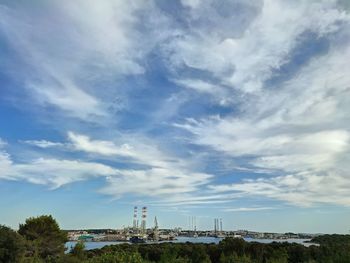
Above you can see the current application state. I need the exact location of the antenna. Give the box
[154,216,158,229]
[154,216,159,241]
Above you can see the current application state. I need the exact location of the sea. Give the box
[65,236,317,252]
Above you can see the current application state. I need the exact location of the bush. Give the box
[18,215,67,260]
[0,225,25,263]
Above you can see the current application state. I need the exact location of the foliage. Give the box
[70,241,86,260]
[84,251,144,263]
[0,225,25,263]
[311,234,350,246]
[18,215,67,260]
[2,215,350,263]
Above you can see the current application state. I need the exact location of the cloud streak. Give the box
[1,0,350,212]
[1,133,214,203]
[0,0,172,121]
[172,1,350,206]
[21,140,65,149]
[223,207,275,212]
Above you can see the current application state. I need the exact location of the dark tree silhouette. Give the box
[0,225,25,263]
[18,215,67,260]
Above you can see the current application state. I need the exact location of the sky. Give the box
[0,0,350,234]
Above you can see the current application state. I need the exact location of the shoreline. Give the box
[65,236,318,252]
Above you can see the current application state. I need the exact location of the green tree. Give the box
[0,225,25,263]
[70,241,86,260]
[158,247,190,263]
[18,215,67,260]
[85,251,144,263]
[219,238,246,257]
[266,247,288,263]
[220,252,252,263]
[191,245,211,263]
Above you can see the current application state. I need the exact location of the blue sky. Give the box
[1,0,350,233]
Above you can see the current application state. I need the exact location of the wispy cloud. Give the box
[0,138,7,147]
[2,133,215,203]
[177,41,350,206]
[67,132,124,156]
[13,158,117,189]
[223,207,276,212]
[210,170,350,207]
[149,192,243,207]
[101,169,212,199]
[1,0,350,214]
[67,132,214,200]
[0,149,117,188]
[0,0,172,121]
[21,140,65,149]
[0,151,12,180]
[172,1,350,206]
[67,132,184,168]
[166,0,348,93]
[0,145,213,200]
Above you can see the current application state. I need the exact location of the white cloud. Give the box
[0,150,213,200]
[210,170,350,207]
[174,79,220,94]
[0,148,118,187]
[172,78,235,106]
[166,0,349,93]
[1,134,215,202]
[101,168,212,199]
[12,158,118,188]
[0,151,13,180]
[223,207,275,212]
[1,0,350,209]
[66,132,214,199]
[149,192,241,206]
[67,131,187,169]
[29,82,107,120]
[0,139,12,179]
[0,1,172,120]
[0,138,7,147]
[56,0,147,75]
[173,1,350,206]
[177,48,350,205]
[180,0,201,9]
[22,140,65,149]
[23,131,191,176]
[68,132,123,156]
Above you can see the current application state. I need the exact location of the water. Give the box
[65,237,316,252]
[66,241,126,251]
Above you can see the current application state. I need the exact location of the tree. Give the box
[220,252,252,263]
[0,225,25,263]
[18,215,67,260]
[191,245,211,263]
[85,251,145,263]
[70,241,86,260]
[219,237,247,257]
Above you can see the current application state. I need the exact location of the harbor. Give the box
[65,237,316,252]
[66,206,318,247]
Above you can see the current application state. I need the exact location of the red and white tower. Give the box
[133,206,138,230]
[141,206,147,234]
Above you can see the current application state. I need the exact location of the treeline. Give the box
[310,234,350,246]
[0,215,67,262]
[1,215,350,263]
[85,237,350,263]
